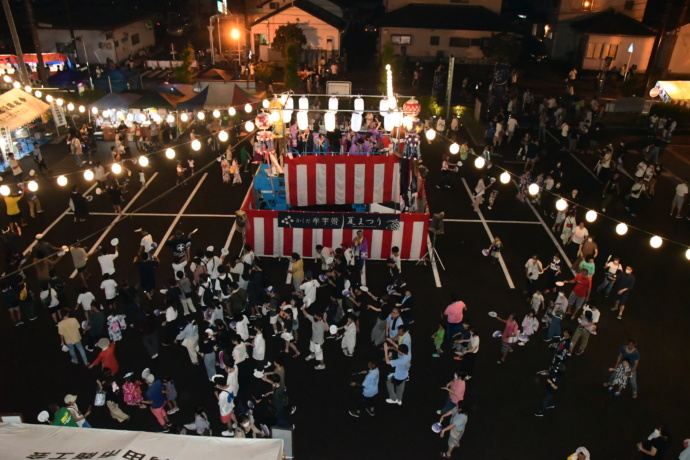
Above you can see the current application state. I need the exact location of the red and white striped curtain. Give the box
[284,156,401,207]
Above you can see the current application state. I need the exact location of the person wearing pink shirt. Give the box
[496,314,518,364]
[437,371,468,415]
[444,295,467,341]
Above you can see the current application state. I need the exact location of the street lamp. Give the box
[231,28,242,84]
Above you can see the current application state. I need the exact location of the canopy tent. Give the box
[48,70,91,87]
[93,70,142,93]
[129,91,176,110]
[653,80,690,103]
[0,423,283,460]
[0,88,50,131]
[196,67,235,82]
[89,92,143,110]
[177,83,259,110]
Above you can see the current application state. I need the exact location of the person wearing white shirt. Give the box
[300,275,320,307]
[315,245,332,271]
[135,230,154,262]
[391,247,402,274]
[100,274,118,311]
[472,177,492,213]
[232,314,250,341]
[250,326,266,365]
[76,288,95,319]
[670,179,688,218]
[241,244,255,266]
[230,257,248,290]
[232,338,249,364]
[506,116,518,143]
[97,247,119,276]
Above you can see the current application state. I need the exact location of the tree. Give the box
[272,23,306,91]
[174,45,195,84]
[271,23,307,57]
[482,33,522,64]
[379,41,395,93]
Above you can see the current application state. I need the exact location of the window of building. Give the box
[430,36,440,46]
[391,34,412,45]
[624,0,634,10]
[131,33,140,45]
[450,0,469,3]
[470,38,481,47]
[257,34,269,45]
[585,42,618,59]
[581,0,593,11]
[449,37,470,47]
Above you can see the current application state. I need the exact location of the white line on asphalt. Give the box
[154,173,208,258]
[427,234,442,288]
[545,130,601,183]
[444,218,541,224]
[77,212,236,218]
[23,183,99,256]
[461,178,515,289]
[512,180,576,276]
[69,173,159,278]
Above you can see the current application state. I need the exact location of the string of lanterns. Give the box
[423,126,690,260]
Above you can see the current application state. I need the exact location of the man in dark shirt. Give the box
[85,304,106,351]
[534,363,564,416]
[611,266,635,319]
[140,310,158,359]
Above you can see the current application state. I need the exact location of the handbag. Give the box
[94,392,106,407]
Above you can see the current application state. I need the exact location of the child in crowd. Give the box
[487,189,499,210]
[184,406,211,436]
[543,255,563,294]
[521,310,539,339]
[340,314,357,357]
[487,238,503,264]
[163,376,179,415]
[121,372,146,408]
[530,290,545,313]
[431,321,445,358]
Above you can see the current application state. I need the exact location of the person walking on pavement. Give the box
[670,178,688,218]
[70,240,91,287]
[348,360,380,417]
[32,142,48,173]
[7,153,23,183]
[534,362,564,416]
[58,309,90,366]
[564,269,592,320]
[22,179,42,218]
[3,191,26,235]
[438,403,468,458]
[496,313,518,364]
[301,305,327,370]
[384,342,410,405]
[69,186,89,222]
[611,266,635,319]
[604,339,640,399]
[524,255,543,299]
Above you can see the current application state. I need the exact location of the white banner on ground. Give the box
[0,423,284,460]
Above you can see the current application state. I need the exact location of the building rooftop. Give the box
[37,11,151,31]
[251,0,346,29]
[379,4,507,31]
[569,8,656,36]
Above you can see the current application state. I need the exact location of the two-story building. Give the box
[545,0,655,71]
[378,0,506,63]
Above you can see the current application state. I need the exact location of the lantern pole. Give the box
[445,55,455,124]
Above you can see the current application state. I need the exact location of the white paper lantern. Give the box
[616,223,628,235]
[57,175,68,186]
[650,235,663,248]
[167,114,175,123]
[24,85,32,93]
[585,210,597,222]
[270,111,280,123]
[84,170,94,181]
[45,94,53,102]
[384,113,394,132]
[126,113,134,121]
[78,105,85,113]
[165,148,176,159]
[218,130,229,142]
[2,75,11,83]
[285,97,294,111]
[12,81,20,89]
[27,181,38,192]
[191,139,201,151]
[262,99,270,109]
[56,98,64,106]
[0,185,9,196]
[325,112,336,131]
[67,103,75,111]
[180,113,188,122]
[34,91,42,98]
[298,96,309,111]
[354,97,364,113]
[425,129,436,141]
[282,109,293,124]
[244,103,252,113]
[379,99,389,116]
[475,157,486,169]
[297,111,309,130]
[388,96,397,109]
[111,163,122,174]
[213,109,221,118]
[138,156,149,167]
[197,112,205,120]
[528,183,539,195]
[228,107,236,116]
[685,248,690,260]
[351,112,362,132]
[500,172,510,184]
[91,107,98,114]
[244,121,255,132]
[449,143,460,154]
[328,97,338,111]
[555,199,568,211]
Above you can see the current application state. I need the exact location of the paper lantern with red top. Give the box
[402,97,421,117]
[255,112,271,130]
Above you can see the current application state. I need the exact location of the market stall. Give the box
[0,423,284,460]
[89,93,143,141]
[0,88,51,169]
[651,80,690,105]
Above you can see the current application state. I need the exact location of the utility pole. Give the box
[445,55,455,123]
[642,1,673,94]
[2,0,30,84]
[24,0,49,87]
[63,0,80,63]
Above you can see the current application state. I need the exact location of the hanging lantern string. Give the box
[0,128,258,283]
[425,127,690,252]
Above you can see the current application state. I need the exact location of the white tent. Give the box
[0,423,284,460]
[0,88,50,130]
